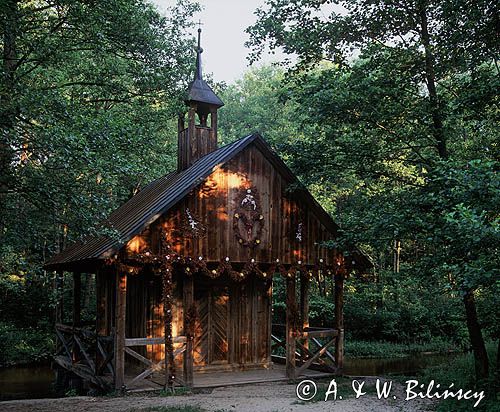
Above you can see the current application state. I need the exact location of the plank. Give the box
[125,336,187,346]
[73,334,95,372]
[125,347,153,367]
[296,336,337,376]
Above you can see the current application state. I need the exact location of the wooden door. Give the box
[193,280,229,367]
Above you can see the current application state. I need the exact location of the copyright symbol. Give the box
[296,379,317,401]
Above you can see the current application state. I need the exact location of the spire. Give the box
[195,27,203,81]
[185,27,224,111]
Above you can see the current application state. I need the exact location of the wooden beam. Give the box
[124,347,153,367]
[72,272,82,363]
[183,275,194,388]
[296,336,337,376]
[334,272,344,370]
[286,275,297,379]
[114,269,127,391]
[73,272,81,328]
[55,270,64,355]
[125,336,187,346]
[96,339,114,376]
[55,270,64,324]
[300,273,310,355]
[300,329,338,339]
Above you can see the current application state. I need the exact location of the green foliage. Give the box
[0,322,54,366]
[0,0,201,365]
[421,343,499,411]
[64,389,79,397]
[246,0,499,384]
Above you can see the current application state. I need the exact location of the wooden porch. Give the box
[123,363,334,392]
[52,263,346,393]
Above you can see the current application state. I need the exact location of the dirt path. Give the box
[0,380,435,412]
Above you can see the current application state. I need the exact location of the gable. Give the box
[45,133,371,271]
[126,141,350,267]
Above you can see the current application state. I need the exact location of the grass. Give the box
[418,342,499,412]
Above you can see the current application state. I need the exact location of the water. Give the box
[0,353,455,401]
[0,364,56,401]
[343,353,457,377]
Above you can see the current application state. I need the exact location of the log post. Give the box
[286,275,297,379]
[55,270,64,323]
[72,272,81,328]
[334,270,344,370]
[55,270,64,356]
[300,273,310,353]
[72,272,82,364]
[114,267,127,391]
[163,265,174,391]
[183,275,194,388]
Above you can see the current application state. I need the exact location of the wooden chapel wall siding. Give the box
[144,272,183,367]
[119,142,337,371]
[127,143,336,266]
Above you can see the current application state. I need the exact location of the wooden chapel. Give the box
[45,28,371,392]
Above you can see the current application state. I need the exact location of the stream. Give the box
[0,353,456,401]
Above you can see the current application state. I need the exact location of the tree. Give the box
[0,0,200,359]
[247,0,499,381]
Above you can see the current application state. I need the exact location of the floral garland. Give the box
[161,260,175,389]
[159,232,175,390]
[179,208,207,239]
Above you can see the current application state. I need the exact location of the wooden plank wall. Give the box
[115,141,338,372]
[127,142,337,266]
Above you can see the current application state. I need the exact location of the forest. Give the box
[0,0,498,411]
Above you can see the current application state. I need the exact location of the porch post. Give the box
[300,273,310,351]
[286,274,297,379]
[183,275,194,388]
[55,270,64,323]
[55,270,64,355]
[334,270,344,370]
[114,267,127,390]
[72,272,82,364]
[72,272,81,328]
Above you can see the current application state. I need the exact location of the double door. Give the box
[192,276,271,369]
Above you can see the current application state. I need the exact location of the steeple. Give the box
[178,27,223,171]
[185,28,224,118]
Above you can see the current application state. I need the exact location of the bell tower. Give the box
[178,28,224,171]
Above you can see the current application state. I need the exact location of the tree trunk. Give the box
[419,4,448,160]
[0,0,18,213]
[496,337,500,390]
[463,290,489,381]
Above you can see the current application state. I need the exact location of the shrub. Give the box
[0,322,54,366]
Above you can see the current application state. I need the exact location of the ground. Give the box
[1,379,435,412]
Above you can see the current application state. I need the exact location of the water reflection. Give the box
[344,353,457,376]
[0,365,56,401]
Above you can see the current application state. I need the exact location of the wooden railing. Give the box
[54,323,113,390]
[271,323,341,378]
[124,336,187,388]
